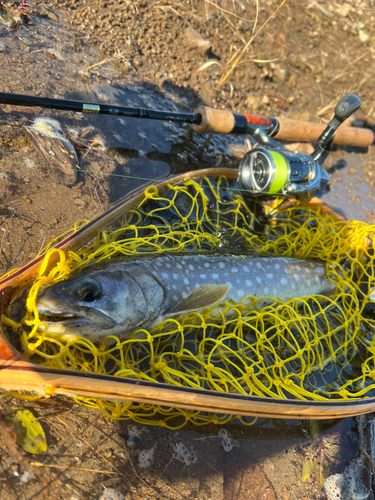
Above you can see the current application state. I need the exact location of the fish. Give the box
[35,254,335,341]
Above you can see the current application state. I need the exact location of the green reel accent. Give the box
[268,151,289,194]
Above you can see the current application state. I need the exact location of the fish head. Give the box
[36,264,165,341]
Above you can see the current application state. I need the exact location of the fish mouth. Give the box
[38,312,90,330]
[36,299,116,332]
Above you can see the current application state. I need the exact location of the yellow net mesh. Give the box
[6,176,375,428]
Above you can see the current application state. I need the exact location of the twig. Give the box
[154,5,186,22]
[252,0,259,36]
[153,2,204,25]
[54,416,128,478]
[204,0,251,22]
[331,51,370,83]
[219,8,246,44]
[82,50,128,74]
[307,1,332,18]
[316,97,338,117]
[31,462,117,476]
[53,416,159,496]
[360,448,375,475]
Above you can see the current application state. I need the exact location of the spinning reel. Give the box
[237,94,362,198]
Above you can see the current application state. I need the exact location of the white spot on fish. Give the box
[315,266,324,274]
[212,273,219,280]
[177,263,183,270]
[188,265,194,271]
[281,277,288,286]
[200,274,207,280]
[315,276,320,283]
[162,273,169,280]
[291,283,296,290]
[256,277,262,284]
[172,284,177,290]
[293,274,299,280]
[274,263,280,270]
[238,290,244,297]
[204,262,210,268]
[266,273,273,279]
[243,265,249,272]
[173,273,178,280]
[184,278,189,285]
[264,287,269,295]
[219,262,225,269]
[246,280,252,287]
[256,262,263,269]
[232,268,238,273]
[166,263,171,269]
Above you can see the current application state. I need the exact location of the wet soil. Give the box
[0,396,360,500]
[0,0,375,499]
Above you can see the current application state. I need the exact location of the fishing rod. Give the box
[0,91,373,148]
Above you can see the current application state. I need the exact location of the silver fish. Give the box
[36,254,334,341]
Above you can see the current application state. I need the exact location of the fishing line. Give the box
[0,157,259,195]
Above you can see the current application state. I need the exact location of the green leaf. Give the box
[301,457,314,482]
[11,410,47,454]
[309,420,320,438]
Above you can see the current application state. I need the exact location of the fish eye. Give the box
[77,279,102,302]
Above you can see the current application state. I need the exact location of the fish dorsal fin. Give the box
[168,284,229,316]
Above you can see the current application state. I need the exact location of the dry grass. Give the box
[152,0,288,89]
[216,0,288,89]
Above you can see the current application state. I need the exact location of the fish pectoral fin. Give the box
[318,286,337,297]
[168,284,230,315]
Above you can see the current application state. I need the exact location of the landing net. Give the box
[8,176,375,428]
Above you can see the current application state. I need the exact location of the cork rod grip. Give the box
[192,106,374,148]
[192,105,235,134]
[275,118,374,147]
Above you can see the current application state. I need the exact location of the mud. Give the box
[0,0,375,499]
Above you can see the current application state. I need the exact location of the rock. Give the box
[283,142,315,155]
[245,95,263,112]
[358,30,369,43]
[184,27,211,52]
[270,63,289,82]
[288,73,297,88]
[333,3,353,17]
[226,143,249,159]
[73,198,86,207]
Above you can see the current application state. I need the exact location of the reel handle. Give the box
[329,94,362,130]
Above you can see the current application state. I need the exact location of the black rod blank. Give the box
[0,92,201,125]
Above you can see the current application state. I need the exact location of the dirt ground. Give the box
[0,0,375,499]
